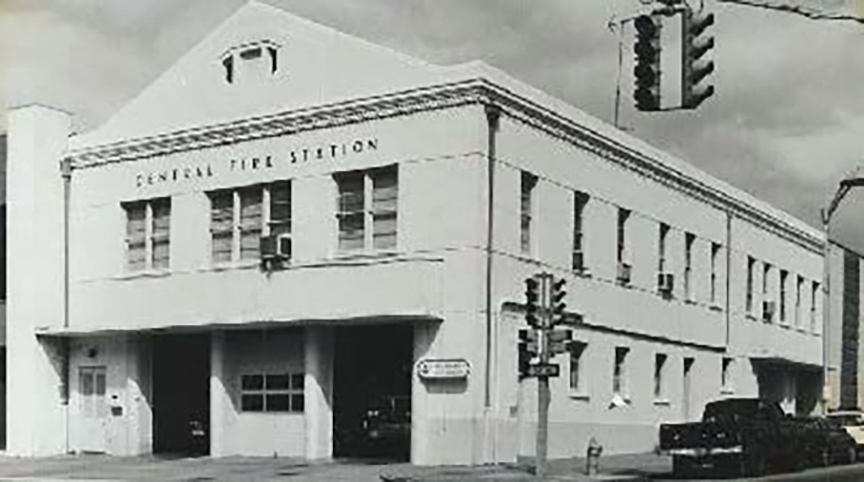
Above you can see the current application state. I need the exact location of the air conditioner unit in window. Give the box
[572,250,585,272]
[260,234,291,267]
[277,234,292,259]
[762,300,776,322]
[617,262,632,285]
[657,272,674,294]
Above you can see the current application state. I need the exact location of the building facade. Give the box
[6,1,825,465]
[826,242,864,411]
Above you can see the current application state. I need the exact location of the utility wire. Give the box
[715,0,864,23]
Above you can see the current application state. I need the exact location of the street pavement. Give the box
[0,454,404,481]
[0,452,861,481]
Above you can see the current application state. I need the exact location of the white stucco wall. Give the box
[6,3,826,463]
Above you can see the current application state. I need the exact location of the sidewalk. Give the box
[379,452,672,481]
[0,452,671,481]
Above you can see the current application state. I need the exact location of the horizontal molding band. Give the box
[65,78,823,254]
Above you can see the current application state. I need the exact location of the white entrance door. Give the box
[78,366,108,453]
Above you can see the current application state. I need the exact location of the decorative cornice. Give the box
[67,79,486,168]
[66,77,823,254]
[476,81,824,255]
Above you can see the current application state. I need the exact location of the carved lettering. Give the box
[135,137,380,189]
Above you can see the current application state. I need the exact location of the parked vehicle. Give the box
[360,395,411,456]
[800,416,858,466]
[827,410,864,453]
[334,395,411,459]
[659,398,834,477]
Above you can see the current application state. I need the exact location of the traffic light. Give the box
[633,14,662,111]
[518,329,539,378]
[525,277,540,328]
[550,277,566,325]
[681,9,715,109]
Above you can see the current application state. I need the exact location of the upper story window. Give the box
[746,256,755,314]
[763,262,773,322]
[658,223,670,273]
[654,353,667,399]
[710,242,721,304]
[572,191,589,272]
[613,346,629,396]
[123,198,171,272]
[336,165,398,252]
[222,41,281,85]
[209,181,292,265]
[811,281,820,332]
[520,171,537,254]
[684,232,695,301]
[616,209,632,284]
[795,275,804,328]
[779,269,789,323]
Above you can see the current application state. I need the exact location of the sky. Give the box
[1,0,863,249]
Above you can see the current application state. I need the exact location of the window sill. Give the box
[609,393,631,408]
[573,268,592,279]
[657,289,673,299]
[332,249,402,262]
[238,411,304,416]
[115,269,172,281]
[720,388,735,396]
[746,313,758,321]
[653,398,671,407]
[569,392,590,401]
[709,303,723,312]
[683,298,697,305]
[205,259,260,272]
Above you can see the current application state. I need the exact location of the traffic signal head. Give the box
[518,329,539,379]
[551,277,567,323]
[633,14,662,111]
[525,277,540,327]
[682,9,716,109]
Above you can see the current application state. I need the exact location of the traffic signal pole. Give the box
[520,272,572,479]
[536,273,552,479]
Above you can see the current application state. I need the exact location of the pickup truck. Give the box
[659,398,848,477]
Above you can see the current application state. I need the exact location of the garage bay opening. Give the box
[333,324,413,461]
[152,334,210,456]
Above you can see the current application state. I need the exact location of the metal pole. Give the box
[822,213,831,414]
[536,273,551,479]
[613,21,624,129]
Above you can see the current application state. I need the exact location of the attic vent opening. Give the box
[240,46,262,60]
[221,41,281,85]
[222,56,234,84]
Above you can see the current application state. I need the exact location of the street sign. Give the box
[547,329,572,343]
[527,363,560,378]
[547,340,569,355]
[417,359,471,380]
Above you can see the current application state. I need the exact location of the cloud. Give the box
[1,0,863,251]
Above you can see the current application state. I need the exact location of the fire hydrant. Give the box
[586,437,603,476]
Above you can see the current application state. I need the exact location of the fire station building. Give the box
[6,1,825,465]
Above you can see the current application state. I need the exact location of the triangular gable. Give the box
[76,0,446,147]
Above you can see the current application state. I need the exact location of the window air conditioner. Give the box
[658,272,674,294]
[762,300,776,322]
[617,262,632,284]
[573,250,585,272]
[276,234,292,259]
[260,235,291,262]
